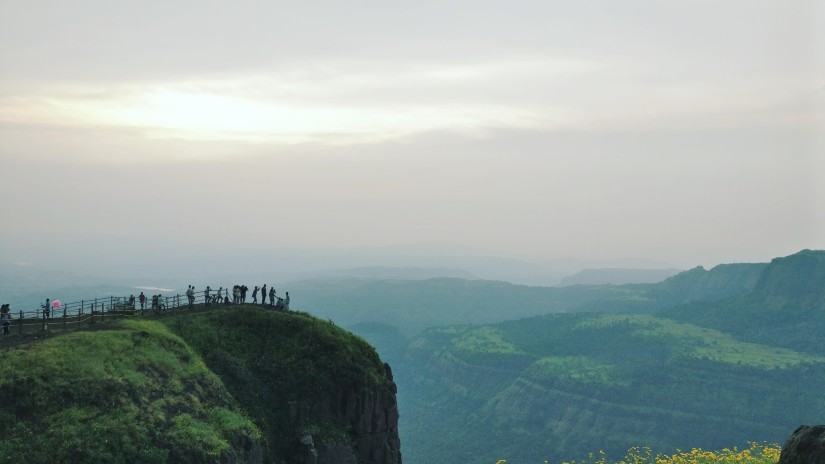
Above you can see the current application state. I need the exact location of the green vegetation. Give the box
[0,306,394,463]
[0,319,260,463]
[368,250,825,464]
[158,307,391,462]
[513,442,782,464]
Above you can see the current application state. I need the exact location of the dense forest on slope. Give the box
[395,313,825,463]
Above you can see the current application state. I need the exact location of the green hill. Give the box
[384,250,825,464]
[0,307,401,464]
[659,249,825,354]
[399,312,825,463]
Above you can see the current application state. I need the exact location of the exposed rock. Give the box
[289,362,401,464]
[779,425,825,464]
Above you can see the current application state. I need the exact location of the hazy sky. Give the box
[1,0,823,270]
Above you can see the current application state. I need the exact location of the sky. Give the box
[1,0,823,274]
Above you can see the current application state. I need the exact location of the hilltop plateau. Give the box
[0,307,401,464]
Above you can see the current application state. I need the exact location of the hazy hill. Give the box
[646,262,766,306]
[560,268,682,285]
[660,249,825,355]
[0,307,401,464]
[290,277,644,334]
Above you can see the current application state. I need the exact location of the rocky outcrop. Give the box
[167,308,402,464]
[779,425,825,464]
[293,363,402,464]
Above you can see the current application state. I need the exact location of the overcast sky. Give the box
[1,0,823,271]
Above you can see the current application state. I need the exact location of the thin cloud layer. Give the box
[0,0,822,270]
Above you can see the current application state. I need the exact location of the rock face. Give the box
[167,308,402,464]
[779,425,825,464]
[293,363,402,464]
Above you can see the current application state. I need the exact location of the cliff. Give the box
[0,307,401,464]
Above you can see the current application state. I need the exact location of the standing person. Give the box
[1,304,11,335]
[128,295,135,309]
[42,299,50,319]
[268,286,275,306]
[232,285,240,304]
[261,285,267,306]
[205,286,211,305]
[139,292,146,309]
[284,292,290,311]
[251,286,259,304]
[186,285,195,307]
[241,285,248,303]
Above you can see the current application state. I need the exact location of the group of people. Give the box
[134,292,166,310]
[204,285,242,304]
[199,284,290,311]
[251,284,289,310]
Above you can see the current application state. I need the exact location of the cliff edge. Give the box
[0,306,401,464]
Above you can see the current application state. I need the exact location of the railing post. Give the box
[18,310,23,334]
[63,307,67,330]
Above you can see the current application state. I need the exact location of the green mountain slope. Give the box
[660,249,825,354]
[399,312,825,463]
[0,307,401,464]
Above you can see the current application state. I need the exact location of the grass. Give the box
[0,318,260,463]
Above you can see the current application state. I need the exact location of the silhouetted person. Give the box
[1,304,10,335]
[261,285,267,305]
[139,292,146,309]
[205,286,211,305]
[269,286,275,306]
[284,292,290,311]
[251,286,259,304]
[42,299,50,319]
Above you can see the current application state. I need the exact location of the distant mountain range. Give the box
[337,249,825,464]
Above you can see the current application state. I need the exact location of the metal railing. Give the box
[0,287,289,337]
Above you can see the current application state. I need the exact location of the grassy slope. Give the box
[0,306,391,463]
[0,319,260,463]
